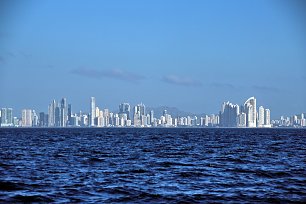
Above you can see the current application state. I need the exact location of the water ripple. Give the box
[0,128,306,203]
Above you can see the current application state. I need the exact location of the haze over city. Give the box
[0,0,305,117]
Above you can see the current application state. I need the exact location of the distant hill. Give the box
[146,106,206,119]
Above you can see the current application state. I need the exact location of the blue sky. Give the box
[0,0,305,118]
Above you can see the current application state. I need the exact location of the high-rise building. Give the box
[7,108,13,125]
[60,98,67,127]
[90,97,96,126]
[220,101,239,127]
[264,109,271,127]
[244,97,257,127]
[32,110,38,127]
[119,103,131,120]
[134,103,145,117]
[133,103,145,126]
[22,109,32,127]
[149,110,154,125]
[237,113,246,127]
[258,106,265,127]
[0,108,13,127]
[104,109,109,127]
[67,104,72,126]
[55,106,60,127]
[133,111,141,127]
[205,115,209,126]
[39,112,46,127]
[48,100,56,127]
[0,108,8,126]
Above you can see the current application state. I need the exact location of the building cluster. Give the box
[219,97,272,128]
[272,114,306,128]
[0,96,305,128]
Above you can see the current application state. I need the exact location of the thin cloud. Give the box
[252,85,280,93]
[19,51,32,59]
[7,52,15,58]
[210,82,237,89]
[71,68,145,83]
[162,75,202,87]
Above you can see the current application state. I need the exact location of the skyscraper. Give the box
[220,101,239,127]
[150,110,154,125]
[60,98,67,127]
[48,100,56,127]
[39,112,46,127]
[55,106,60,127]
[68,104,72,126]
[22,109,32,127]
[135,103,145,116]
[0,108,13,127]
[32,110,38,127]
[133,103,145,126]
[90,97,96,126]
[244,97,257,127]
[237,113,247,127]
[7,108,13,125]
[258,106,265,127]
[119,103,131,120]
[264,109,271,127]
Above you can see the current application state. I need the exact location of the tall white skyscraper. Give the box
[264,109,271,127]
[22,109,32,127]
[244,97,257,127]
[48,100,56,127]
[90,97,96,126]
[133,103,145,126]
[0,108,13,127]
[258,106,265,127]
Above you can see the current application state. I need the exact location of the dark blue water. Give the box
[0,128,305,203]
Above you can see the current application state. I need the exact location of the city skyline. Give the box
[0,1,306,117]
[0,96,305,128]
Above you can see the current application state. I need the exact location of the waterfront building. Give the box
[104,109,109,127]
[48,100,56,127]
[0,108,13,127]
[258,106,265,127]
[244,97,257,127]
[220,101,239,127]
[133,103,146,126]
[67,104,72,126]
[173,118,178,127]
[21,109,32,127]
[90,97,96,126]
[55,106,61,127]
[71,115,80,126]
[264,109,271,127]
[114,114,120,126]
[134,103,145,118]
[149,110,154,125]
[13,117,19,127]
[80,114,88,127]
[205,115,209,126]
[60,98,67,127]
[39,112,45,127]
[32,110,38,127]
[119,103,131,120]
[237,113,247,127]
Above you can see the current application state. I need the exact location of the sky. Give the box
[0,0,305,118]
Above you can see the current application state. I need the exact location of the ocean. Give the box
[0,128,305,203]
